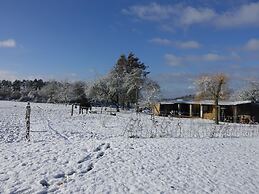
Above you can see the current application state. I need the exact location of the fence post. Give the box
[25,102,31,141]
[71,104,74,116]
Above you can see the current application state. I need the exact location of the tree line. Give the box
[0,79,88,103]
[0,53,160,108]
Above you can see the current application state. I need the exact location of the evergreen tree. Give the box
[107,52,150,108]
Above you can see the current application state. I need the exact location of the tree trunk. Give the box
[135,88,139,112]
[214,98,219,125]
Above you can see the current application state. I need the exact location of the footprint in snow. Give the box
[40,179,50,187]
[104,143,110,150]
[81,163,93,174]
[53,172,65,179]
[67,170,76,176]
[96,151,104,159]
[93,143,105,152]
[93,143,110,152]
[78,154,91,164]
[37,190,48,194]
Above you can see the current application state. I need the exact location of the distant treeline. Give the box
[0,79,88,103]
[0,53,161,107]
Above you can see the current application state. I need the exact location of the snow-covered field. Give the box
[0,101,259,194]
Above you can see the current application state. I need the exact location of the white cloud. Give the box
[177,40,201,49]
[215,2,259,27]
[122,2,178,21]
[123,2,259,29]
[180,7,216,26]
[149,38,173,46]
[122,3,214,26]
[202,53,225,61]
[0,39,16,48]
[165,52,238,66]
[244,38,259,51]
[150,38,201,49]
[165,54,185,66]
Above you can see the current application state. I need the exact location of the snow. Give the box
[0,101,259,194]
[159,100,252,106]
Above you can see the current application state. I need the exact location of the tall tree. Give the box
[89,53,157,110]
[109,52,150,107]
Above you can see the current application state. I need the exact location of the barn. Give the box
[153,100,259,123]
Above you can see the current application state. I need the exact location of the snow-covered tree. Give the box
[141,78,160,105]
[0,80,12,100]
[39,81,62,103]
[195,73,229,124]
[71,81,87,101]
[89,76,112,103]
[235,81,259,102]
[108,53,150,108]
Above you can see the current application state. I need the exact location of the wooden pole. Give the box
[71,104,74,116]
[25,102,31,142]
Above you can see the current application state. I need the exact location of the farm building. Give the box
[152,100,259,123]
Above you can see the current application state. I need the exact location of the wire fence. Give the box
[1,104,259,143]
[0,104,66,143]
[122,114,259,139]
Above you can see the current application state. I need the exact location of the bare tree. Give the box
[195,73,229,124]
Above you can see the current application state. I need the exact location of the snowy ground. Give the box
[0,101,259,194]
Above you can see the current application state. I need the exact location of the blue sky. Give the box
[0,0,259,97]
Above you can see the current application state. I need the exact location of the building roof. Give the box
[159,100,252,106]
